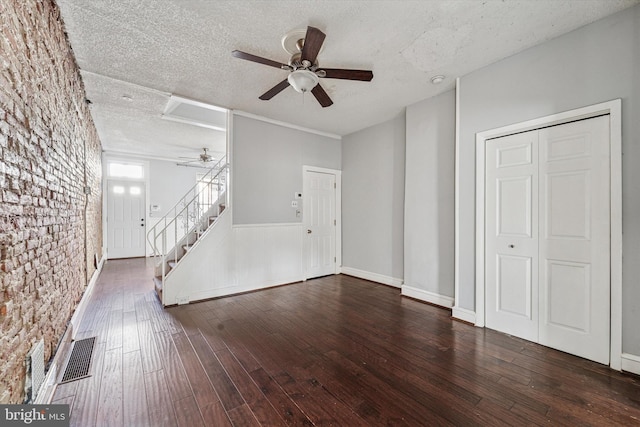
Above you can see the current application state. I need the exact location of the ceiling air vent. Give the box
[162,95,227,131]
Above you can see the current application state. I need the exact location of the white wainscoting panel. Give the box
[402,285,454,308]
[234,223,304,291]
[164,217,304,305]
[163,211,234,305]
[340,266,403,288]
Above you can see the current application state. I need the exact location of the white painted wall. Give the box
[342,113,405,284]
[146,158,211,255]
[232,114,341,225]
[403,90,455,305]
[148,158,210,218]
[457,5,640,355]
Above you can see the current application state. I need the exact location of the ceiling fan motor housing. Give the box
[288,53,317,70]
[289,52,302,67]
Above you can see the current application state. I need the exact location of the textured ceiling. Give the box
[57,0,639,160]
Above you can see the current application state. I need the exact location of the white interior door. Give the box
[485,116,610,364]
[303,170,336,279]
[538,116,610,364]
[107,180,146,259]
[485,130,539,342]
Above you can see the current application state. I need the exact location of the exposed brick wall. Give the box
[0,0,103,403]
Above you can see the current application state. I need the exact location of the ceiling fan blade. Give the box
[232,50,287,69]
[319,68,373,81]
[259,79,290,100]
[301,26,326,64]
[311,84,333,108]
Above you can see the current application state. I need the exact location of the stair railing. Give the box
[147,156,228,281]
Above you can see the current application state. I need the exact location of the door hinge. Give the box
[334,219,336,225]
[334,182,336,189]
[334,257,336,263]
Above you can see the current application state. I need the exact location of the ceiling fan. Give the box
[177,148,214,167]
[232,26,373,107]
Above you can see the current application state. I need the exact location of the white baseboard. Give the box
[178,275,305,305]
[621,353,640,376]
[340,267,403,288]
[401,285,454,308]
[33,326,72,404]
[35,253,106,404]
[70,254,106,332]
[452,306,477,324]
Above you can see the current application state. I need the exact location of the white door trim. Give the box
[302,165,342,279]
[474,99,622,370]
[453,78,466,321]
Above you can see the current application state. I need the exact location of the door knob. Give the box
[307,229,312,234]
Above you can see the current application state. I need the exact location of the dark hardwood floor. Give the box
[51,258,640,426]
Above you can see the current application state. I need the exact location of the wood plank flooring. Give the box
[52,258,640,426]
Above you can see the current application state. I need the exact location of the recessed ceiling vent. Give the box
[162,95,227,131]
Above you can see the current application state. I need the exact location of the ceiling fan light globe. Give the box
[288,69,319,93]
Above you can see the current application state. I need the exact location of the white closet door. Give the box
[538,116,610,364]
[485,130,539,342]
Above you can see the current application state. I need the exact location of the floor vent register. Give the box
[60,337,96,384]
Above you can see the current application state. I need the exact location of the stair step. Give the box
[168,261,177,270]
[153,276,163,302]
[182,244,193,252]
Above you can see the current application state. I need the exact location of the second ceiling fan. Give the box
[232,26,373,107]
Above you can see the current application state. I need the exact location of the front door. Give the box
[485,115,610,364]
[303,170,336,279]
[107,180,146,259]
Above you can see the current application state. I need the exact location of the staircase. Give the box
[147,157,228,305]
